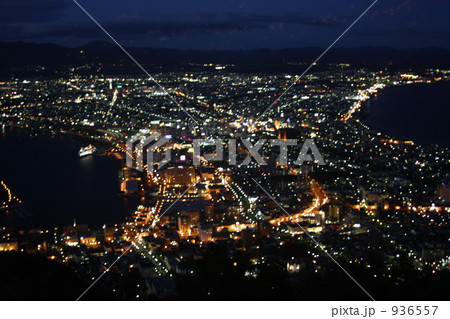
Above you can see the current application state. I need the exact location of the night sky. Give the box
[1,0,449,50]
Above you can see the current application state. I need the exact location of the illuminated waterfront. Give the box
[364,81,450,148]
[0,127,140,228]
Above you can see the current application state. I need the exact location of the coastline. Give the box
[357,81,450,149]
[0,125,138,229]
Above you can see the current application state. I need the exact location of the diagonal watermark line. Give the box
[251,178,376,301]
[255,0,378,123]
[76,183,196,301]
[72,0,200,126]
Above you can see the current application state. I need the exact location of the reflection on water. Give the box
[0,127,140,229]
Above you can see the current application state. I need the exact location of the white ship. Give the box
[78,144,96,157]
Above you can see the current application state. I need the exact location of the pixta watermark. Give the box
[126,131,325,172]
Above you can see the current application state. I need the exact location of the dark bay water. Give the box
[364,81,450,148]
[0,127,139,229]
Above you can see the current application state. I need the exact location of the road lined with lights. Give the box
[269,180,329,226]
[132,241,170,276]
[341,83,385,122]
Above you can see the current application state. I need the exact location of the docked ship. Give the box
[78,144,97,157]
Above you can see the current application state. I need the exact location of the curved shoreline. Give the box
[0,126,137,229]
[358,81,450,149]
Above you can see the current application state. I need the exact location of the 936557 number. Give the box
[392,306,438,316]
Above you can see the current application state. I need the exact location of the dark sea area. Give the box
[364,81,450,148]
[0,127,139,229]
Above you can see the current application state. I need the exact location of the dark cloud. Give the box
[0,0,69,23]
[0,12,350,41]
[1,1,447,49]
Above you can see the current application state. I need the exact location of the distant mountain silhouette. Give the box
[1,41,450,77]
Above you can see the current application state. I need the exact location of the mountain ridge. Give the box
[1,41,449,77]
